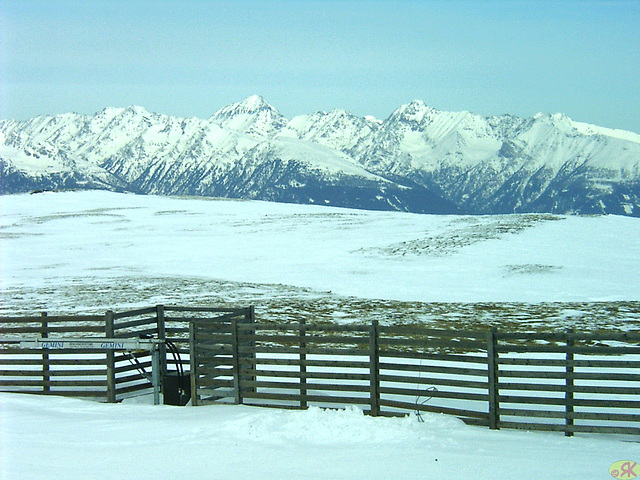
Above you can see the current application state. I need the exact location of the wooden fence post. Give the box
[369,320,380,416]
[299,318,307,409]
[487,327,499,429]
[231,318,242,405]
[105,311,116,403]
[189,322,198,406]
[156,305,167,380]
[41,312,50,393]
[244,306,256,393]
[565,329,575,437]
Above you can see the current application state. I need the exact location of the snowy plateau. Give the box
[1,190,639,324]
[1,190,640,480]
[1,95,640,217]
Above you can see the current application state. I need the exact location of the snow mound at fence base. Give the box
[217,404,466,445]
[1,393,638,480]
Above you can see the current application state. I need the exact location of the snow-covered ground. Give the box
[1,393,638,480]
[1,190,639,308]
[1,191,639,479]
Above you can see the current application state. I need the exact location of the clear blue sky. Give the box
[1,0,639,132]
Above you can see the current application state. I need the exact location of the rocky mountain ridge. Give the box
[1,95,638,216]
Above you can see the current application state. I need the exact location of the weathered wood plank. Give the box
[165,306,251,314]
[0,368,105,377]
[498,421,566,432]
[196,377,234,388]
[379,398,489,421]
[299,318,307,409]
[112,307,157,320]
[487,328,499,430]
[188,312,248,324]
[498,395,567,406]
[369,320,380,416]
[499,381,640,395]
[115,383,150,395]
[498,370,640,381]
[571,411,640,422]
[0,325,105,334]
[380,350,489,363]
[239,345,369,356]
[114,371,148,384]
[245,333,370,345]
[378,337,486,349]
[496,344,640,355]
[195,344,234,354]
[379,374,488,390]
[249,357,370,369]
[379,325,487,339]
[506,408,640,423]
[568,424,640,435]
[497,357,640,368]
[112,317,157,331]
[0,358,107,366]
[240,368,370,382]
[164,327,191,334]
[0,370,50,377]
[241,380,370,393]
[498,395,640,408]
[231,319,241,404]
[0,378,107,387]
[0,389,107,397]
[379,385,489,402]
[114,361,152,374]
[379,361,488,377]
[498,408,566,419]
[242,391,370,405]
[237,323,370,333]
[0,347,112,354]
[572,398,640,408]
[0,315,104,323]
[105,311,116,403]
[497,382,567,392]
[497,331,640,342]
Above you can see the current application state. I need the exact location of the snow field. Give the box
[1,392,637,480]
[1,190,639,306]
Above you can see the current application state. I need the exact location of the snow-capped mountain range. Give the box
[1,95,639,216]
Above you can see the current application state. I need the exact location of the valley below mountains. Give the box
[1,95,639,216]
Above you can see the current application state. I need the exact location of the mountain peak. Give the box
[95,105,150,119]
[241,94,270,110]
[390,100,440,124]
[211,95,286,137]
[214,95,280,118]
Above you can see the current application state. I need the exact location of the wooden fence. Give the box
[2,309,639,436]
[0,313,109,398]
[190,320,640,436]
[0,306,254,402]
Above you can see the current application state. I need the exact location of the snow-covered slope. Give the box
[1,96,639,216]
[2,393,637,480]
[2,191,638,307]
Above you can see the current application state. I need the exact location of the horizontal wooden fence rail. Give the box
[0,314,109,398]
[0,305,255,403]
[493,330,640,436]
[191,320,640,437]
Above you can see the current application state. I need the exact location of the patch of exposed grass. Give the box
[362,214,565,257]
[0,275,637,337]
[504,264,562,275]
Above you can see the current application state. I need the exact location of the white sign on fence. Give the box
[14,337,160,350]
